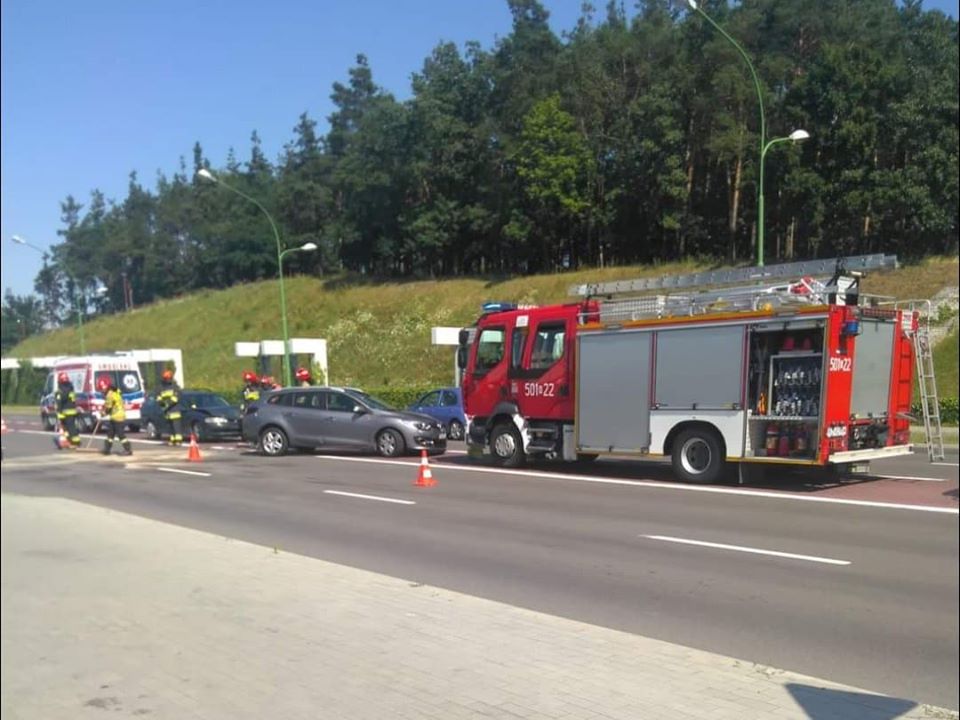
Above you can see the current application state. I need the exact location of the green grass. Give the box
[932,330,958,399]
[6,256,958,400]
[0,405,35,415]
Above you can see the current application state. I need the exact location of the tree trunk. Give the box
[729,154,743,260]
[786,217,796,260]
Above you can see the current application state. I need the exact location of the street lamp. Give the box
[11,234,87,354]
[197,168,312,386]
[685,0,769,266]
[759,130,810,263]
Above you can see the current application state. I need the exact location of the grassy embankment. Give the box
[5,256,958,402]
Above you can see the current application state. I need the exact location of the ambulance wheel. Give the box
[491,423,524,468]
[672,428,724,484]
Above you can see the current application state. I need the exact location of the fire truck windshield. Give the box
[475,328,505,372]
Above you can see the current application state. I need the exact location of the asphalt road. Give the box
[2,415,958,708]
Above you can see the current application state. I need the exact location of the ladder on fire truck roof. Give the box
[568,254,898,323]
[897,300,945,463]
[569,254,897,298]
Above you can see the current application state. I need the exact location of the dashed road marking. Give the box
[323,490,415,505]
[642,534,851,566]
[154,467,212,478]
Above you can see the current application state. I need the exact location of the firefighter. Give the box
[241,371,260,411]
[99,377,132,456]
[157,369,184,446]
[295,367,313,387]
[260,375,279,392]
[55,372,81,449]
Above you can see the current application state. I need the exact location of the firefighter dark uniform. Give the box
[157,370,184,446]
[100,381,132,456]
[241,371,260,412]
[55,373,81,449]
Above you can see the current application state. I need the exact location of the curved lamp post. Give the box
[686,1,810,267]
[196,168,315,386]
[277,242,318,384]
[760,130,810,262]
[11,234,87,354]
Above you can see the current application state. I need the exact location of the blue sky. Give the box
[2,0,957,299]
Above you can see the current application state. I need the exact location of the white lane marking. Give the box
[931,462,959,467]
[323,490,415,505]
[314,455,959,515]
[875,474,947,483]
[15,428,166,446]
[642,535,851,566]
[155,467,212,477]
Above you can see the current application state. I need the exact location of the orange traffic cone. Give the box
[187,433,202,462]
[413,449,436,487]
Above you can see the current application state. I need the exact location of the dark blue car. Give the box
[408,387,465,440]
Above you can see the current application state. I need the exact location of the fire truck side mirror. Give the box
[456,346,468,370]
[458,329,470,345]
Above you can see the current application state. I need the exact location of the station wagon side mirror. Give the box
[353,404,367,415]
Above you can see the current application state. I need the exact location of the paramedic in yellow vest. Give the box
[157,369,184,446]
[99,377,133,456]
[55,372,81,449]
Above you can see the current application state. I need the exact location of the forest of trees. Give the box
[3,0,958,350]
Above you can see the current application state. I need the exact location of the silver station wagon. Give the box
[242,386,447,458]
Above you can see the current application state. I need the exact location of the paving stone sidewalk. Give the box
[1,494,955,720]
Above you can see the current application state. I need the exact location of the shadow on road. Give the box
[785,683,917,720]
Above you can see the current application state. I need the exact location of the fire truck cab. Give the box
[458,256,923,483]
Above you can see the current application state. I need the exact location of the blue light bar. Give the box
[482,302,517,313]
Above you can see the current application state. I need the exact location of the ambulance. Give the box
[40,354,146,433]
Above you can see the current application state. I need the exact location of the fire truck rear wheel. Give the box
[672,428,724,484]
[491,423,525,467]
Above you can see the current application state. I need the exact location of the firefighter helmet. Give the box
[260,375,275,388]
[243,370,258,384]
[295,367,311,383]
[161,369,174,382]
[57,372,70,384]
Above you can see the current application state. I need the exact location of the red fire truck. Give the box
[457,255,922,483]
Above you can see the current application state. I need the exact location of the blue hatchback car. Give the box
[408,387,465,440]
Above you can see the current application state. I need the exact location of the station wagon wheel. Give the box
[490,423,524,468]
[191,421,203,442]
[376,428,405,458]
[672,428,724,484]
[448,419,464,441]
[145,420,160,440]
[259,427,289,457]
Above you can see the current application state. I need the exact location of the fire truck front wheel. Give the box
[490,423,525,467]
[672,427,725,484]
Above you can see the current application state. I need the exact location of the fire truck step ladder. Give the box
[903,300,945,462]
